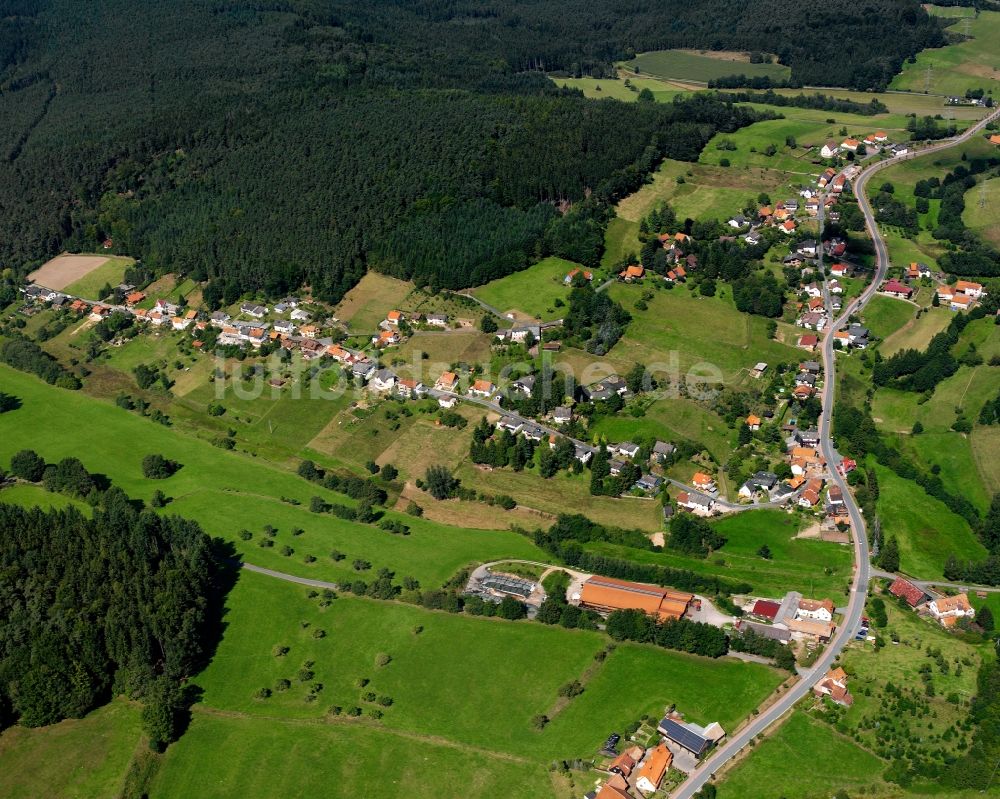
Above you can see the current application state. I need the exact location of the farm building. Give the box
[577,575,694,621]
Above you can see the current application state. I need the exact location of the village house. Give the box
[608,745,645,778]
[881,279,913,299]
[787,617,836,642]
[739,471,778,499]
[385,310,403,326]
[746,414,761,431]
[619,264,645,281]
[830,262,850,278]
[550,406,572,425]
[124,291,145,306]
[395,378,426,398]
[290,308,311,322]
[797,333,819,351]
[612,441,641,460]
[750,362,768,379]
[240,302,267,319]
[425,313,448,327]
[691,472,717,493]
[796,597,835,622]
[636,744,673,794]
[581,375,628,403]
[813,667,854,707]
[677,491,715,516]
[954,280,986,299]
[927,593,975,627]
[273,319,295,335]
[351,360,376,382]
[468,378,495,398]
[841,137,860,153]
[821,141,839,158]
[652,440,675,463]
[564,267,593,284]
[635,474,663,494]
[950,293,973,312]
[373,329,399,347]
[744,229,763,246]
[437,395,458,409]
[750,599,781,622]
[831,174,847,193]
[781,219,797,235]
[735,619,791,643]
[435,371,459,392]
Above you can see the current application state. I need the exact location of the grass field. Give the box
[0,366,547,587]
[552,76,689,104]
[0,699,141,799]
[873,464,987,579]
[472,256,585,320]
[863,294,917,341]
[879,307,951,356]
[192,572,783,758]
[717,711,885,799]
[335,272,415,331]
[606,283,803,383]
[622,50,790,84]
[588,509,853,599]
[963,175,1000,248]
[892,8,1000,97]
[63,255,133,300]
[0,483,88,512]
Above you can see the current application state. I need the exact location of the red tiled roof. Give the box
[888,577,925,607]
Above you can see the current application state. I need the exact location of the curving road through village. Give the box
[670,106,1000,799]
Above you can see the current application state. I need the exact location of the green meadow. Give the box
[63,255,133,299]
[892,7,1000,97]
[589,510,854,600]
[963,175,1000,248]
[873,464,987,579]
[0,366,547,587]
[606,283,803,383]
[0,699,142,799]
[472,256,587,319]
[623,50,790,84]
[718,712,885,799]
[552,76,689,103]
[863,294,917,341]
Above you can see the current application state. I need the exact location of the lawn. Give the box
[0,699,141,799]
[606,283,803,383]
[588,509,854,599]
[62,255,134,299]
[863,294,917,341]
[0,366,547,587]
[189,571,784,760]
[335,272,415,332]
[892,8,1000,98]
[622,50,790,84]
[873,464,987,579]
[963,175,1000,248]
[472,256,586,320]
[717,711,885,799]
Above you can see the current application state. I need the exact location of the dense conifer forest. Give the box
[0,0,945,299]
[0,490,220,748]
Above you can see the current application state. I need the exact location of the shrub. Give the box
[141,453,179,479]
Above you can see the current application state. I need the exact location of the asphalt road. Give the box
[670,109,1000,799]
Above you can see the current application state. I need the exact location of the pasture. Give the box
[622,50,790,84]
[879,307,951,356]
[892,8,1000,97]
[0,699,141,799]
[472,256,585,320]
[335,272,415,331]
[188,571,784,760]
[0,366,547,587]
[963,176,1000,248]
[589,509,854,599]
[717,712,885,799]
[873,464,987,579]
[863,294,917,341]
[606,283,804,383]
[552,76,689,104]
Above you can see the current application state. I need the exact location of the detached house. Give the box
[636,744,673,794]
[821,141,839,158]
[928,593,975,627]
[814,667,854,707]
[881,279,913,299]
[691,472,717,493]
[889,577,928,608]
[435,371,459,392]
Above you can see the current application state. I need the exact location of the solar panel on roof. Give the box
[481,574,534,599]
[659,718,710,755]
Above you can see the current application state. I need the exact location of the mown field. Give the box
[472,256,587,320]
[0,699,142,799]
[62,255,134,299]
[589,509,854,599]
[622,50,790,84]
[143,570,784,797]
[863,294,918,341]
[334,272,415,331]
[892,7,1000,97]
[0,366,547,588]
[552,76,689,103]
[606,283,803,383]
[879,307,951,356]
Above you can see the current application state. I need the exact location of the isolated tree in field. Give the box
[142,453,179,479]
[10,448,45,482]
[424,465,458,500]
[757,545,772,560]
[380,463,398,481]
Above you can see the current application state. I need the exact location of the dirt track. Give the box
[26,254,109,290]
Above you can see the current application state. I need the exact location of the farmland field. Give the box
[472,256,586,320]
[335,272,415,331]
[879,307,951,356]
[863,294,917,341]
[622,50,790,84]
